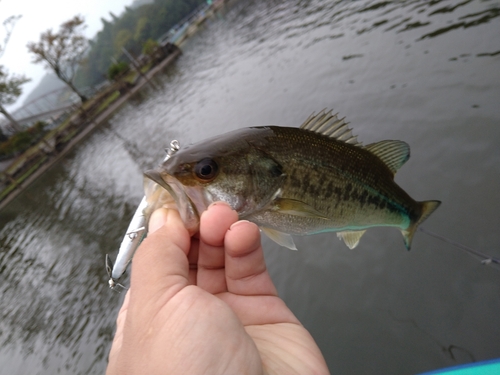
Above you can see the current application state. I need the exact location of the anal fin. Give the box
[337,230,366,249]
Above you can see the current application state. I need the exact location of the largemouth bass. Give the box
[144,110,440,250]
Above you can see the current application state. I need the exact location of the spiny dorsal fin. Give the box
[364,140,410,174]
[300,109,362,146]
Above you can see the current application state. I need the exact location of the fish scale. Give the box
[260,127,414,225]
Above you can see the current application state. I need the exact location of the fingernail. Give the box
[229,220,250,230]
[149,208,169,233]
[208,201,232,209]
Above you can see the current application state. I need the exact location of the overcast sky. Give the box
[1,0,134,110]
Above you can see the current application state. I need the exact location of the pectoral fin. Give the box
[274,198,328,219]
[337,230,367,249]
[261,227,297,250]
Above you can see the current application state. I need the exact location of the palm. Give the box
[107,204,329,375]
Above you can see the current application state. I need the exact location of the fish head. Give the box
[144,127,286,233]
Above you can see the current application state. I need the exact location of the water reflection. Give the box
[0,136,131,373]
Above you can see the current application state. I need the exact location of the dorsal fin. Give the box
[364,140,410,174]
[300,109,362,146]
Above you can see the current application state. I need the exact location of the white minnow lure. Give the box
[105,197,148,290]
[106,140,180,291]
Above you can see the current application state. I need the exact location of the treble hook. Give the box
[105,254,128,293]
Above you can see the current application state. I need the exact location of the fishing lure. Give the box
[106,140,181,291]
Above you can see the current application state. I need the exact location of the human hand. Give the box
[106,202,329,375]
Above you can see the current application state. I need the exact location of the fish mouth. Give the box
[144,169,173,194]
[143,169,201,234]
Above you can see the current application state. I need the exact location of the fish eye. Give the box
[194,158,219,181]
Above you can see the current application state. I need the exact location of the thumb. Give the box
[148,207,169,233]
[129,208,191,305]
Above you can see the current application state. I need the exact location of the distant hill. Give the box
[75,0,206,88]
[130,0,155,9]
[21,0,206,102]
[22,73,67,105]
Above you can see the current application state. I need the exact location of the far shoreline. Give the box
[0,47,182,212]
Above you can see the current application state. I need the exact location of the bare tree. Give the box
[0,9,28,132]
[27,15,88,103]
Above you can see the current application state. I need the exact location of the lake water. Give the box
[1,0,499,374]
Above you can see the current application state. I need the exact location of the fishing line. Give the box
[419,227,500,267]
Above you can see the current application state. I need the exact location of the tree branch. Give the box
[0,14,22,59]
[27,15,88,102]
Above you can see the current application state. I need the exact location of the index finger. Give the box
[224,220,278,297]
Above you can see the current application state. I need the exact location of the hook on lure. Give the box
[105,254,127,293]
[105,140,181,291]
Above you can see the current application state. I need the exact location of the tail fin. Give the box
[401,200,441,250]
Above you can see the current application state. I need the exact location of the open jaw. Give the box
[143,170,206,235]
